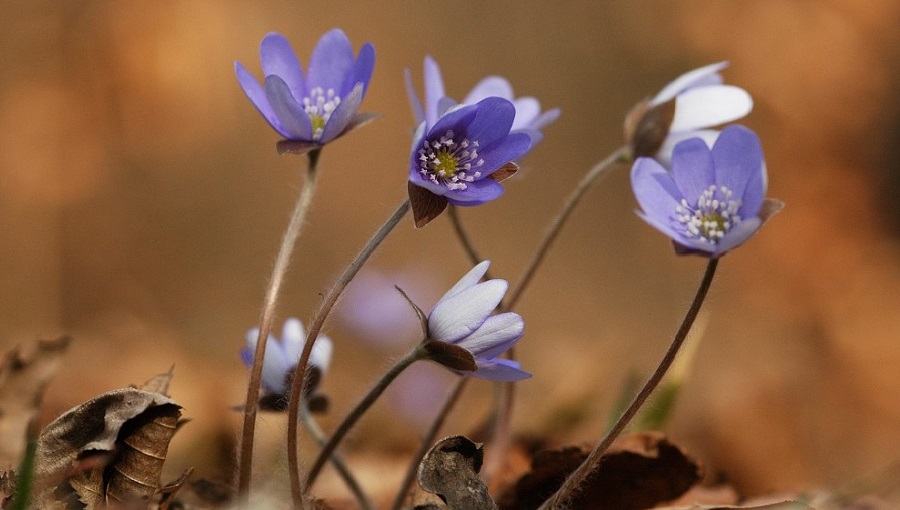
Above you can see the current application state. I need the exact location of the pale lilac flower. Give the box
[631,125,782,258]
[426,261,530,381]
[406,56,559,149]
[235,29,375,146]
[627,62,752,163]
[242,318,333,396]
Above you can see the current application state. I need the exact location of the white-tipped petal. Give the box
[311,335,333,374]
[457,312,524,359]
[436,261,491,302]
[669,85,753,133]
[429,279,507,343]
[652,61,728,105]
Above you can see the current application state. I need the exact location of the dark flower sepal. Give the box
[624,97,676,160]
[409,161,519,228]
[421,340,478,372]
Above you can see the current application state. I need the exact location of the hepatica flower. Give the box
[626,62,752,163]
[405,56,560,149]
[242,318,333,410]
[235,29,375,150]
[424,261,530,381]
[631,125,782,258]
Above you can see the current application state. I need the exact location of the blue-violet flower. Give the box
[242,318,333,397]
[631,125,782,258]
[235,30,375,147]
[426,261,530,381]
[626,62,752,163]
[406,56,559,150]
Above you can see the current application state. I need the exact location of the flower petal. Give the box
[652,61,728,105]
[464,97,515,148]
[457,312,524,358]
[346,42,375,96]
[511,97,540,131]
[438,261,491,302]
[636,210,711,253]
[320,82,363,143]
[307,29,354,93]
[264,75,314,140]
[445,178,506,206]
[404,68,426,125]
[529,107,561,131]
[310,336,333,374]
[711,125,766,218]
[631,157,684,225]
[463,76,514,103]
[656,128,719,166]
[280,318,306,360]
[715,216,761,254]
[428,280,508,343]
[235,61,286,137]
[260,33,306,99]
[669,85,753,133]
[424,56,446,127]
[670,137,716,202]
[477,132,531,174]
[472,358,531,381]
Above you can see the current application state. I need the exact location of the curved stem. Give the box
[300,407,375,510]
[537,258,719,510]
[237,150,320,500]
[307,348,425,489]
[287,199,411,507]
[506,146,630,310]
[389,376,470,510]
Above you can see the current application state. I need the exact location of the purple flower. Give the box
[426,261,530,381]
[631,125,782,258]
[627,62,752,163]
[235,30,375,146]
[405,56,559,150]
[242,318,333,396]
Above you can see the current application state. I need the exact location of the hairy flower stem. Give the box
[237,150,320,501]
[307,348,425,489]
[300,407,375,510]
[287,199,411,507]
[482,147,631,482]
[390,376,470,510]
[537,258,719,510]
[506,146,631,309]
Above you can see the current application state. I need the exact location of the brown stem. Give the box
[237,150,320,502]
[286,198,411,508]
[537,258,719,510]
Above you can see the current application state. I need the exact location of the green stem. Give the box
[286,198,411,507]
[300,406,375,510]
[306,348,425,488]
[537,258,719,510]
[237,150,320,501]
[389,376,470,510]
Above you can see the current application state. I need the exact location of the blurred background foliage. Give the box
[2,0,900,501]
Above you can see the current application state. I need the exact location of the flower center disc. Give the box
[676,184,743,245]
[303,86,341,140]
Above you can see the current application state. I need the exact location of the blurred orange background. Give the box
[2,0,899,503]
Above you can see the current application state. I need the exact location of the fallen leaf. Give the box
[418,435,497,510]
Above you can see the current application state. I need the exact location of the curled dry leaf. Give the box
[0,336,71,468]
[497,431,702,510]
[654,503,812,510]
[136,367,175,396]
[32,386,182,509]
[418,435,497,510]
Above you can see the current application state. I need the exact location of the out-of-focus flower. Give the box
[631,125,782,258]
[242,318,333,401]
[425,261,530,381]
[405,56,559,150]
[625,62,752,163]
[407,97,531,227]
[235,30,375,149]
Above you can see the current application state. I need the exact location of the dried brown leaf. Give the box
[654,503,812,510]
[418,435,497,510]
[497,431,702,510]
[157,467,193,510]
[0,336,71,468]
[136,367,174,396]
[32,387,179,509]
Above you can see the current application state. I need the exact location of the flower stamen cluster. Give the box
[675,185,743,245]
[418,130,484,191]
[303,86,342,140]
